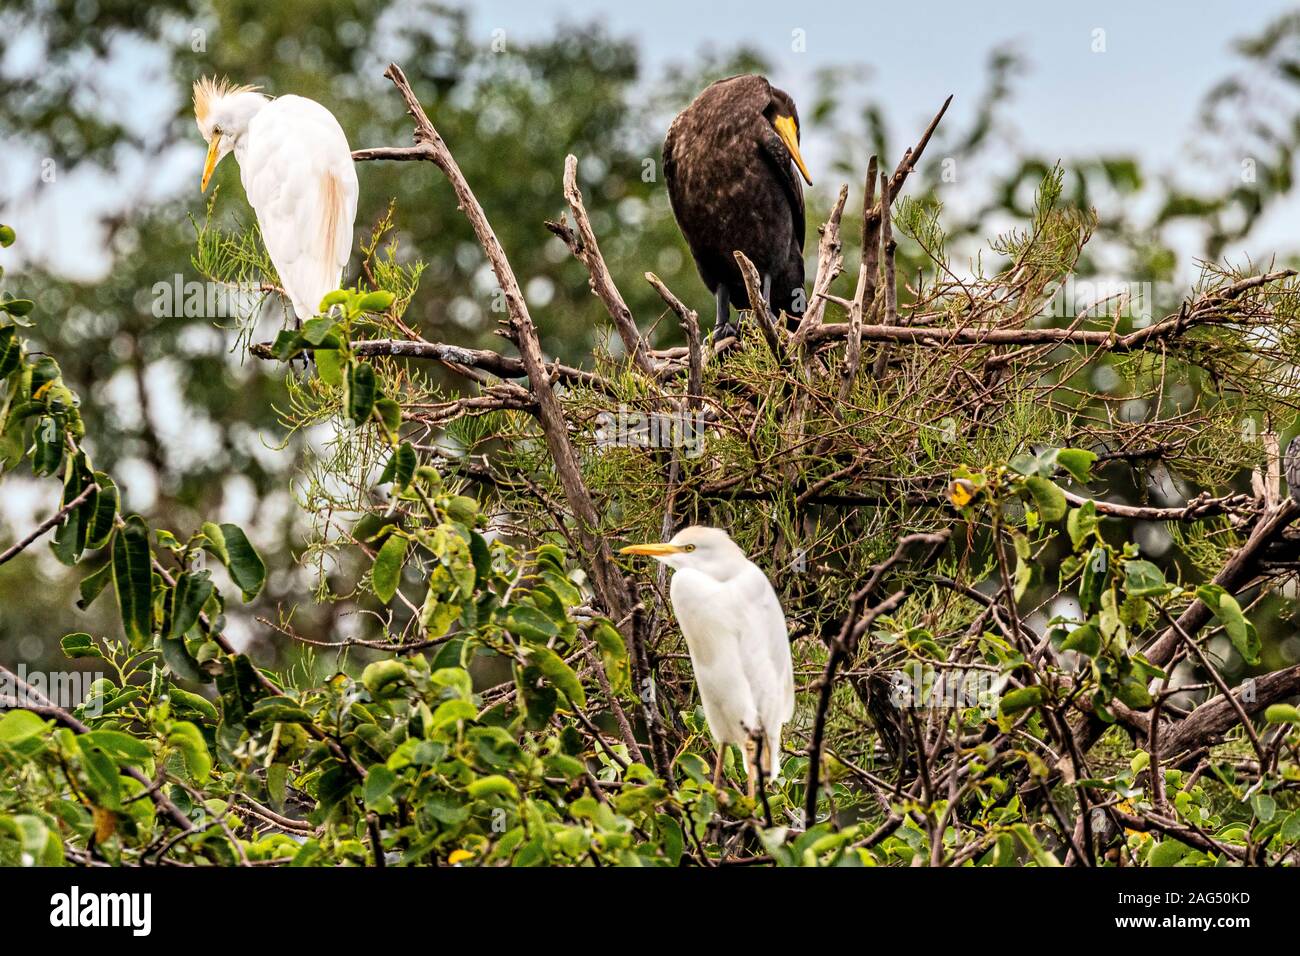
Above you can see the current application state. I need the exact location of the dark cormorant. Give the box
[663,74,811,338]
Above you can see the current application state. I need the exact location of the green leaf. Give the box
[1252,793,1277,823]
[219,523,265,602]
[0,224,14,247]
[1123,559,1169,598]
[111,516,153,648]
[268,329,303,361]
[1264,704,1300,724]
[200,521,228,566]
[0,710,47,746]
[166,721,211,782]
[1060,621,1100,657]
[299,316,336,345]
[380,442,417,489]
[1,299,34,318]
[60,632,102,660]
[1147,839,1189,867]
[247,696,313,725]
[319,289,350,312]
[168,570,214,640]
[374,397,402,433]
[522,645,585,709]
[85,473,118,549]
[0,326,19,380]
[1066,500,1098,549]
[363,765,399,812]
[347,362,376,425]
[1116,671,1153,709]
[1196,585,1259,665]
[361,660,407,698]
[81,730,152,765]
[504,606,558,644]
[592,621,631,696]
[168,688,218,721]
[999,686,1044,716]
[357,290,395,313]
[1056,448,1097,483]
[1023,476,1067,523]
[75,561,113,613]
[316,347,344,387]
[466,775,518,800]
[372,534,409,603]
[1079,545,1107,614]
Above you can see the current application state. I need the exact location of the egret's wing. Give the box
[670,569,754,746]
[244,95,358,320]
[740,569,794,726]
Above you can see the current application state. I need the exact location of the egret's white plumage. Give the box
[621,526,794,785]
[194,78,358,321]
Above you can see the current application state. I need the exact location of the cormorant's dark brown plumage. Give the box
[663,74,812,337]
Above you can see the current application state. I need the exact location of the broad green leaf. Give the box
[592,620,630,696]
[1124,559,1169,598]
[1264,704,1300,724]
[505,606,558,643]
[372,534,409,603]
[76,561,113,613]
[1060,621,1100,657]
[168,688,218,721]
[522,645,585,709]
[0,709,47,745]
[1067,500,1098,548]
[0,326,19,379]
[1147,839,1189,867]
[999,686,1044,716]
[166,721,211,782]
[374,397,402,433]
[219,523,265,602]
[316,347,343,387]
[111,516,153,648]
[357,290,395,313]
[81,730,151,765]
[1196,585,1259,665]
[379,442,417,489]
[85,473,118,549]
[1023,476,1067,523]
[363,765,398,812]
[1056,448,1097,483]
[361,660,407,698]
[168,570,214,640]
[200,521,228,566]
[347,362,376,425]
[60,632,102,660]
[466,775,518,800]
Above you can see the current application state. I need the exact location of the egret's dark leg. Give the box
[711,284,736,343]
[743,737,757,800]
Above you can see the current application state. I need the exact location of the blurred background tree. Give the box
[4,0,1300,676]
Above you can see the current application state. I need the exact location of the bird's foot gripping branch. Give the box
[4,55,1300,866]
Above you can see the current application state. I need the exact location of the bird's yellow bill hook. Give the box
[619,542,684,557]
[773,115,812,186]
[200,138,222,192]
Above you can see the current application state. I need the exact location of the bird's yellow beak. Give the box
[200,138,222,192]
[619,542,685,557]
[773,115,812,186]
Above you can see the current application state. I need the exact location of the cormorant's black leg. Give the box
[712,285,737,343]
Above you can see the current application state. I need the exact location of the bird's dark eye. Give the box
[684,544,697,552]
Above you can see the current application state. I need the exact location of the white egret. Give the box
[193,77,359,323]
[621,526,794,795]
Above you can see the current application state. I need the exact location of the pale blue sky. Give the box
[5,1,1300,277]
